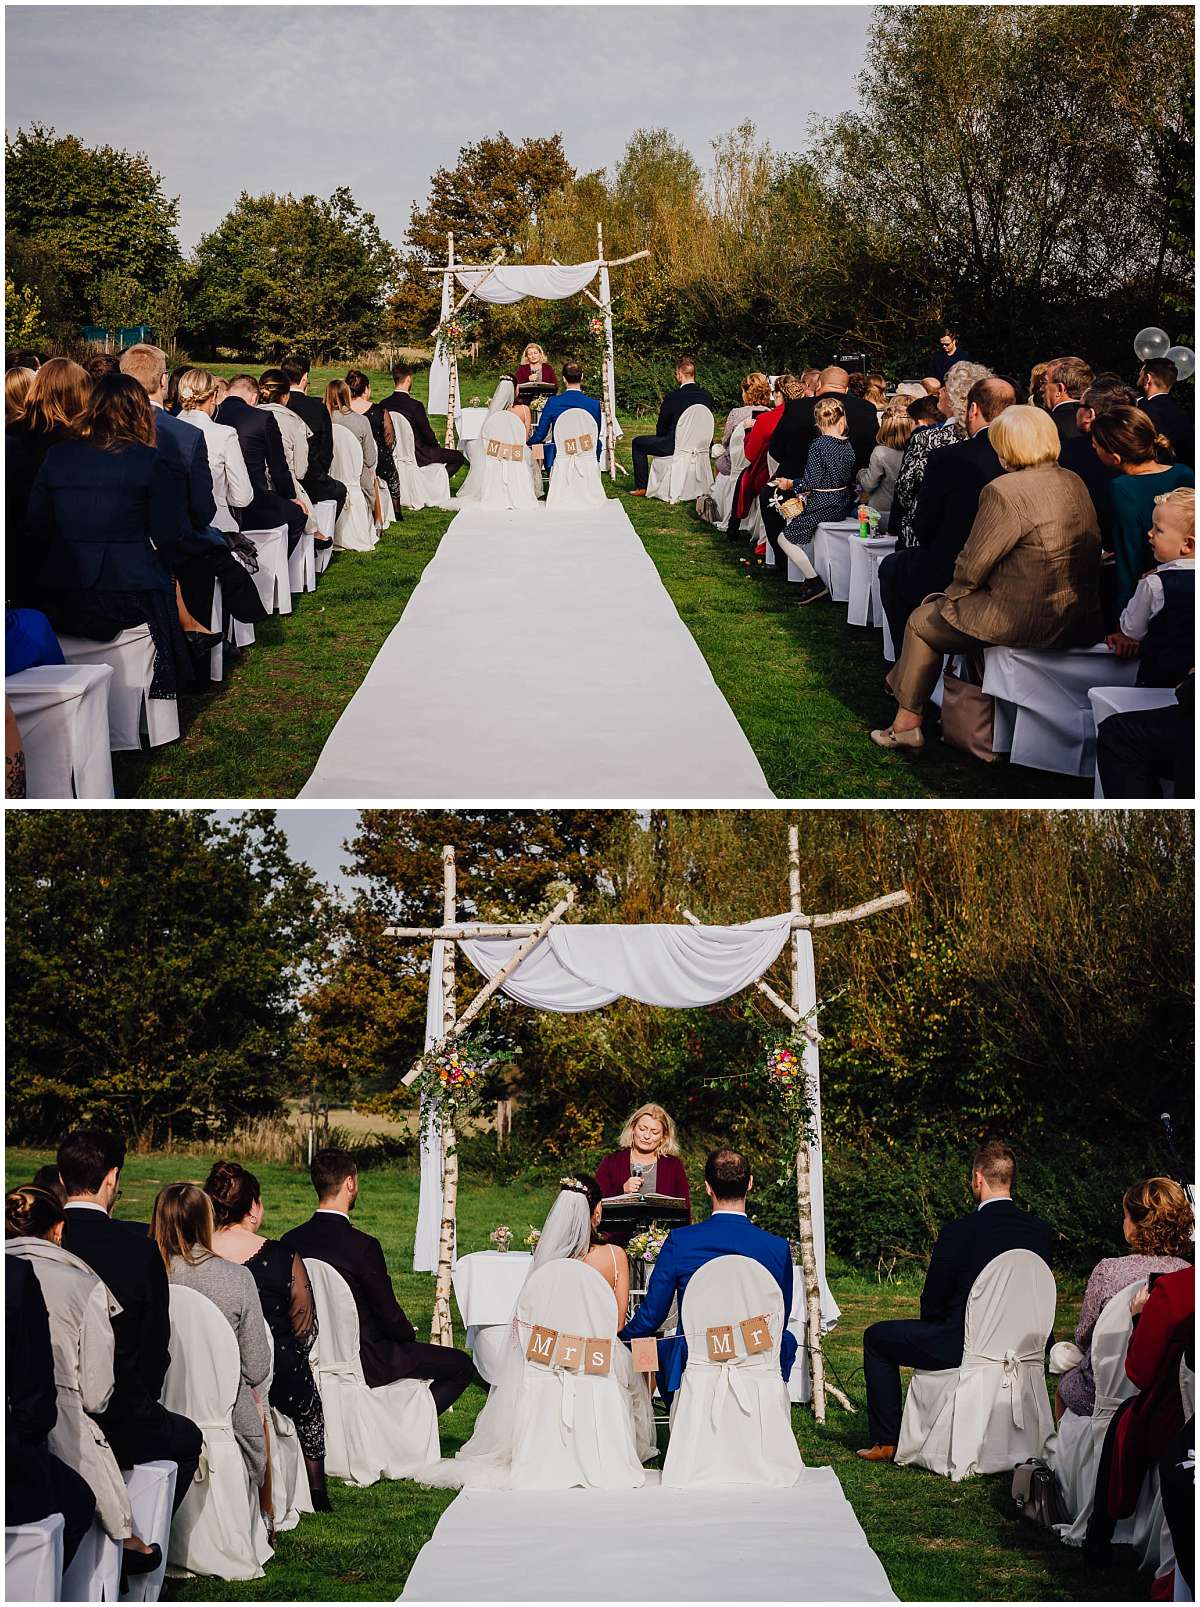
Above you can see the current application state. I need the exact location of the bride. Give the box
[438,1175,657,1485]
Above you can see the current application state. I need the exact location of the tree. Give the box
[190,188,398,359]
[5,124,180,326]
[5,275,46,347]
[6,811,328,1146]
[148,265,190,357]
[89,271,146,344]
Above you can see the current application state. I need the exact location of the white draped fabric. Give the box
[414,940,450,1271]
[428,269,453,417]
[454,262,601,305]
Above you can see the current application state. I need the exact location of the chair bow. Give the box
[558,1367,576,1442]
[997,1348,1044,1430]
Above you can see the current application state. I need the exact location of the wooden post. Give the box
[597,221,618,480]
[789,825,828,1424]
[444,233,459,452]
[432,846,458,1346]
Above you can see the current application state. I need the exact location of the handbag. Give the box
[939,652,998,763]
[1011,1458,1068,1529]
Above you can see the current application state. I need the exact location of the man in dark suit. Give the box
[215,376,311,553]
[620,1148,796,1397]
[280,1149,476,1412]
[1043,356,1094,446]
[280,355,348,516]
[857,1139,1054,1461]
[629,355,716,494]
[56,1130,202,1512]
[931,329,973,383]
[378,363,466,479]
[1139,359,1194,468]
[878,376,1015,651]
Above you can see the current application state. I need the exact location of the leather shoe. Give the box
[855,1444,896,1462]
[870,725,924,751]
[630,488,647,497]
[119,1542,162,1590]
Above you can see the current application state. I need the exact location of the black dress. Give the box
[244,1240,325,1459]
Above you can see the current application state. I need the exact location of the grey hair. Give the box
[942,361,993,428]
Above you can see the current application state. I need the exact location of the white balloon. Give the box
[1134,326,1171,361]
[1165,345,1196,381]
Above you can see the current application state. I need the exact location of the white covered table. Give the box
[982,643,1138,777]
[1088,685,1179,798]
[5,663,115,797]
[847,535,896,629]
[456,407,488,444]
[811,520,860,602]
[452,1251,532,1385]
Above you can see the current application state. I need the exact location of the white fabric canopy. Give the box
[454,261,600,305]
[413,940,450,1273]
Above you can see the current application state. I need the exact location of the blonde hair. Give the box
[741,371,772,407]
[522,343,545,367]
[176,368,219,410]
[988,404,1060,470]
[778,374,805,402]
[1155,485,1196,530]
[118,342,168,394]
[5,366,35,425]
[813,397,846,431]
[617,1103,680,1157]
[878,411,915,450]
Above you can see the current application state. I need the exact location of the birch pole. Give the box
[431,846,458,1346]
[444,233,459,452]
[597,221,618,479]
[790,824,828,1424]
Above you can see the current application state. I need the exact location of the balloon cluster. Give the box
[766,1042,802,1084]
[1135,327,1195,380]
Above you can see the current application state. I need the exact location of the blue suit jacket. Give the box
[153,405,223,554]
[620,1212,797,1392]
[529,390,603,471]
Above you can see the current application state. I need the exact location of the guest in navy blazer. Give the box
[629,356,715,493]
[620,1148,795,1394]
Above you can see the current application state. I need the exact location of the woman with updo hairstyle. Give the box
[1055,1177,1192,1420]
[205,1161,329,1509]
[595,1103,691,1247]
[1090,404,1195,611]
[325,378,377,517]
[176,367,253,532]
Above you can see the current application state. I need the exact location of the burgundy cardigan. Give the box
[595,1150,691,1218]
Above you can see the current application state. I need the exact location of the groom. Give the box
[619,1148,797,1394]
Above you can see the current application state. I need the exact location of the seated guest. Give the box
[280,1149,476,1412]
[6,1255,96,1571]
[715,372,773,476]
[877,376,1015,654]
[856,406,916,526]
[164,364,190,416]
[921,377,942,396]
[7,1187,162,1587]
[1055,1177,1192,1421]
[6,365,35,425]
[1043,356,1094,445]
[891,363,991,549]
[528,360,603,473]
[1139,357,1193,467]
[256,369,330,546]
[7,347,43,372]
[1091,405,1194,611]
[848,371,871,401]
[800,368,822,397]
[31,1165,67,1204]
[931,328,972,381]
[6,606,65,675]
[1096,670,1194,799]
[6,357,91,604]
[24,373,201,701]
[730,374,796,535]
[1058,375,1138,559]
[215,375,310,552]
[871,404,1103,751]
[864,373,888,412]
[378,362,466,479]
[205,1161,330,1511]
[630,355,715,496]
[619,1148,795,1397]
[858,1139,1053,1461]
[1027,360,1053,410]
[755,366,876,555]
[280,354,347,516]
[325,379,377,519]
[347,369,403,518]
[176,368,254,533]
[1105,486,1194,687]
[596,1103,692,1247]
[82,352,121,381]
[513,341,557,398]
[153,1182,271,1516]
[57,1131,203,1514]
[772,397,857,601]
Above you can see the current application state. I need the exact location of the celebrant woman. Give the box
[513,342,557,394]
[596,1103,691,1246]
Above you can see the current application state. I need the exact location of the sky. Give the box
[5,5,873,252]
[216,807,363,892]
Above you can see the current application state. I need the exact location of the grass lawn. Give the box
[7,1147,1146,1602]
[109,362,1086,800]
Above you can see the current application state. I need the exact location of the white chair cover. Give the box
[121,1461,176,1602]
[241,526,292,616]
[456,406,489,443]
[5,1514,63,1602]
[663,1254,803,1489]
[1089,685,1179,798]
[476,412,539,513]
[546,408,606,511]
[377,481,396,531]
[304,1259,439,1488]
[311,499,336,574]
[896,1249,1056,1481]
[331,425,377,553]
[391,413,453,511]
[847,535,897,627]
[509,1260,645,1490]
[982,643,1137,778]
[711,421,750,525]
[5,664,115,798]
[56,628,180,751]
[161,1285,272,1581]
[810,520,860,601]
[647,405,716,503]
[60,1514,121,1602]
[263,1322,313,1534]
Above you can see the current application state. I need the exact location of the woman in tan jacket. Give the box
[871,404,1104,750]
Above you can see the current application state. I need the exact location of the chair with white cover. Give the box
[262,1327,313,1534]
[1088,685,1179,799]
[546,408,606,511]
[456,406,488,445]
[509,1260,644,1491]
[848,535,897,627]
[663,1254,803,1489]
[330,425,377,554]
[60,1514,121,1602]
[711,421,749,527]
[810,519,861,601]
[120,1461,176,1602]
[161,1286,272,1581]
[896,1249,1056,1481]
[376,480,396,531]
[5,663,115,797]
[310,500,336,574]
[982,643,1138,778]
[647,405,716,504]
[304,1259,439,1488]
[391,413,453,511]
[241,526,292,616]
[57,627,180,751]
[475,412,539,513]
[5,1514,64,1602]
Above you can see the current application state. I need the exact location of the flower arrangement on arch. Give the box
[434,315,479,359]
[413,1030,511,1130]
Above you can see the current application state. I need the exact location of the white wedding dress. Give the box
[418,1192,657,1488]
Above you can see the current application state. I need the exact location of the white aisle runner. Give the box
[299,500,773,799]
[400,1470,897,1602]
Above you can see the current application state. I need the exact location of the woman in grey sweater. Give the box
[326,378,377,517]
[152,1183,272,1497]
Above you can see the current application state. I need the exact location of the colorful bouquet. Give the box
[525,1226,542,1251]
[626,1223,671,1262]
[431,1043,480,1090]
[489,1225,513,1253]
[434,316,479,359]
[766,1042,802,1085]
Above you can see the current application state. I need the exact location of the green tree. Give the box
[148,264,190,357]
[5,811,328,1146]
[190,187,398,359]
[89,270,146,343]
[5,124,180,326]
[5,275,46,347]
